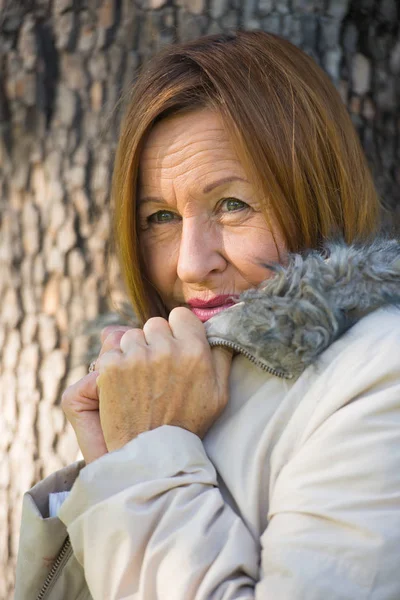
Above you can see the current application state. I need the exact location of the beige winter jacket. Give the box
[15,240,400,599]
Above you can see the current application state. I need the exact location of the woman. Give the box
[15,30,400,599]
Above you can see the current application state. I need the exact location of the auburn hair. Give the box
[110,30,381,324]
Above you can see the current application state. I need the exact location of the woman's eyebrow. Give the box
[138,196,164,205]
[139,176,248,204]
[202,176,248,193]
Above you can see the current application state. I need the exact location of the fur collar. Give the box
[205,238,400,378]
[83,239,400,378]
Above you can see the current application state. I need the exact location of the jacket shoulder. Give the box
[322,305,400,372]
[297,306,400,443]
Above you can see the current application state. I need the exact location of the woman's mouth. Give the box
[187,295,239,323]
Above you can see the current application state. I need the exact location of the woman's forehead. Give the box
[139,109,247,192]
[140,110,237,166]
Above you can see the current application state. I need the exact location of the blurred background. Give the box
[0,0,399,597]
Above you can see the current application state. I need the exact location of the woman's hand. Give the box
[61,371,108,464]
[95,307,233,452]
[61,325,132,464]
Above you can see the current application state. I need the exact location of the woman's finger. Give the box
[64,371,99,399]
[62,372,100,416]
[78,371,100,397]
[100,325,132,345]
[120,328,148,354]
[168,306,207,341]
[96,348,124,371]
[92,327,134,370]
[142,317,173,347]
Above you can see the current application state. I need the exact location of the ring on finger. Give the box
[88,360,97,374]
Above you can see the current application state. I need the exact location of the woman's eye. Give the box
[143,200,248,227]
[147,210,179,224]
[220,198,248,212]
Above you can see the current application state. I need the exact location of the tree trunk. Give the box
[0,0,398,597]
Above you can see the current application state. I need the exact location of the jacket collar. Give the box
[205,238,400,379]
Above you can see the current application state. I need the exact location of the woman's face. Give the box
[138,109,286,322]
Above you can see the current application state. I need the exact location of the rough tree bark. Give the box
[0,0,398,597]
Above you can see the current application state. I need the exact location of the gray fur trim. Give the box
[205,238,400,377]
[79,239,400,377]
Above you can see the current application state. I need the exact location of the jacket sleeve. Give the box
[58,334,400,600]
[14,460,85,599]
[59,426,260,599]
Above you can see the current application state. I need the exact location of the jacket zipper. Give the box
[208,338,293,379]
[36,536,72,600]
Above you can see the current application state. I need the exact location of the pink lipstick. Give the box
[187,294,239,322]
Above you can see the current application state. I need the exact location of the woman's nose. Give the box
[176,217,227,284]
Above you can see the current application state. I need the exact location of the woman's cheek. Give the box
[224,228,283,285]
[141,231,179,291]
